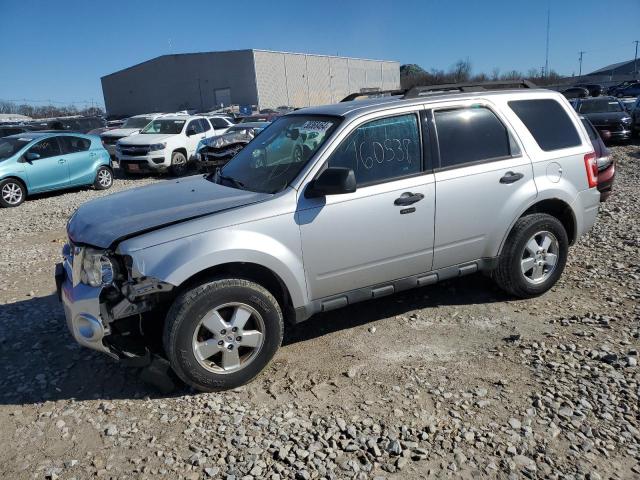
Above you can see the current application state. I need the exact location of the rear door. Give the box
[59,135,95,186]
[22,136,69,192]
[185,119,206,158]
[298,109,436,300]
[431,104,537,269]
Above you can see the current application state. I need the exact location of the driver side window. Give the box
[27,138,62,159]
[327,114,422,186]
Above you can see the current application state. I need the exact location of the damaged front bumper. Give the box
[55,245,174,361]
[55,259,116,358]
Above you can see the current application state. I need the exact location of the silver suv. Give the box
[56,83,601,392]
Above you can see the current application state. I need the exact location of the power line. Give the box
[544,5,550,78]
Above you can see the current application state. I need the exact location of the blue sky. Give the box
[0,0,638,108]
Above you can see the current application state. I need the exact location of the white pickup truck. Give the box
[116,115,231,176]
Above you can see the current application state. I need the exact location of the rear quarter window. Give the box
[509,99,582,151]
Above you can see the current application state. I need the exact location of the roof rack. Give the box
[340,89,406,102]
[403,80,537,99]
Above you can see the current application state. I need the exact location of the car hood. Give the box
[201,129,256,149]
[101,128,140,138]
[582,112,628,125]
[119,133,175,145]
[67,175,271,248]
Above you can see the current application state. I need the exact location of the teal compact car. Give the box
[0,132,113,207]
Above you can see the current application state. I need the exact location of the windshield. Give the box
[123,116,153,129]
[218,116,339,193]
[141,119,185,134]
[0,137,31,160]
[579,100,623,114]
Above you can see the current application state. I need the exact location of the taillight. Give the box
[584,152,598,188]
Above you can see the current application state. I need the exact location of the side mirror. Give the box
[24,152,40,162]
[306,167,356,198]
[600,130,612,140]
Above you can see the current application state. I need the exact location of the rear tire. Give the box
[169,151,188,176]
[93,166,113,190]
[163,278,283,392]
[0,178,26,208]
[493,213,568,298]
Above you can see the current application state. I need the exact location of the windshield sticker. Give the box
[301,121,333,132]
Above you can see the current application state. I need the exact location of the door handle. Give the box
[499,171,524,184]
[394,192,424,206]
[58,158,66,164]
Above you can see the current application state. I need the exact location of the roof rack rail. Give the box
[340,89,406,102]
[403,80,537,99]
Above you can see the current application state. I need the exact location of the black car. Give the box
[574,97,632,142]
[576,83,603,97]
[0,124,34,138]
[562,86,589,99]
[614,83,640,98]
[607,80,640,96]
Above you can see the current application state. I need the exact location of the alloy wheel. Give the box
[98,169,112,188]
[191,302,265,374]
[1,182,23,205]
[520,230,559,285]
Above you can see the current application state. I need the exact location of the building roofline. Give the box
[101,48,399,79]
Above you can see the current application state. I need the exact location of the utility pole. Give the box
[578,51,585,77]
[634,40,639,78]
[544,5,550,78]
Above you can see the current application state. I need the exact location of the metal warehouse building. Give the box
[101,49,401,116]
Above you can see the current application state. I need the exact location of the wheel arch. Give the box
[499,197,577,255]
[177,262,294,319]
[172,147,188,158]
[0,175,29,195]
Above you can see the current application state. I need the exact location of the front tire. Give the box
[0,178,26,207]
[163,278,283,392]
[493,213,568,298]
[169,151,188,176]
[94,166,113,190]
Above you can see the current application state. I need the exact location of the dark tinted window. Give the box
[434,107,514,169]
[187,120,203,134]
[327,114,422,186]
[509,99,581,151]
[210,118,229,128]
[28,137,61,159]
[200,119,211,132]
[59,136,91,153]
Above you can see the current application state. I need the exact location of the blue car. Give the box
[0,132,113,207]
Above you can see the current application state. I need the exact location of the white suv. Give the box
[116,115,215,176]
[100,113,163,158]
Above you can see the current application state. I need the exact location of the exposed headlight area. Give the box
[621,116,632,125]
[74,247,119,288]
[148,142,166,152]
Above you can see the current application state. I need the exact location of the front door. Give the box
[430,105,537,269]
[22,136,69,192]
[297,111,436,300]
[185,119,206,158]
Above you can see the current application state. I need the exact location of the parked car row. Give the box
[572,96,634,142]
[562,80,640,100]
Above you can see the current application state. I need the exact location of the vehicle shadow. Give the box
[0,274,510,406]
[283,274,510,346]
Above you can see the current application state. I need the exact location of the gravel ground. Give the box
[0,146,638,480]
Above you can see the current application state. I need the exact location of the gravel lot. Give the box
[1,146,639,480]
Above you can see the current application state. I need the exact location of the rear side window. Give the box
[509,99,581,151]
[434,107,516,169]
[327,114,422,186]
[59,136,91,153]
[199,119,211,132]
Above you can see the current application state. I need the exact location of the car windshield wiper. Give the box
[218,174,246,190]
